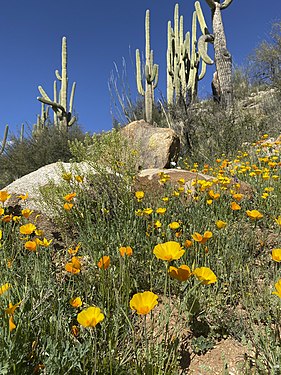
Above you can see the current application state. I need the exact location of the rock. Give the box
[134,168,253,198]
[120,120,180,170]
[3,161,96,214]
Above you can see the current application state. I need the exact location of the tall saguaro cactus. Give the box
[204,0,233,107]
[136,10,159,124]
[37,37,76,131]
[167,2,213,105]
[0,125,8,155]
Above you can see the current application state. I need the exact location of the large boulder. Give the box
[120,120,180,170]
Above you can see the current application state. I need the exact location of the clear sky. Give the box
[0,0,280,138]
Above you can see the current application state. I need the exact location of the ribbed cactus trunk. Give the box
[211,1,233,107]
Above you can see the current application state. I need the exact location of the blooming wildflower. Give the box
[135,209,143,217]
[5,301,21,316]
[143,208,153,215]
[21,209,33,218]
[230,202,241,211]
[177,178,185,185]
[64,193,77,202]
[193,267,217,285]
[64,202,74,211]
[35,238,53,247]
[130,291,158,315]
[9,316,16,332]
[12,216,21,223]
[68,243,80,255]
[246,210,263,220]
[208,190,220,200]
[65,257,81,274]
[272,279,281,299]
[154,220,162,229]
[275,216,281,227]
[20,223,36,235]
[69,297,83,308]
[17,193,28,200]
[71,325,79,337]
[97,255,110,270]
[169,221,180,230]
[75,175,84,183]
[216,220,227,229]
[232,193,244,202]
[0,207,4,215]
[272,249,281,262]
[184,239,193,248]
[0,230,2,240]
[135,191,145,201]
[169,265,192,281]
[153,241,185,261]
[62,172,72,182]
[156,207,166,215]
[206,199,213,205]
[272,175,279,180]
[2,214,12,223]
[162,197,169,202]
[192,231,213,244]
[119,246,133,257]
[77,306,104,328]
[0,283,11,296]
[25,241,37,252]
[0,191,11,203]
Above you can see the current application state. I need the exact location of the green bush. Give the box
[0,124,85,189]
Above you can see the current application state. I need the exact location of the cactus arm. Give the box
[20,123,24,142]
[221,0,233,9]
[53,80,58,126]
[198,34,214,64]
[198,61,207,80]
[60,36,67,111]
[69,81,76,114]
[0,124,9,154]
[136,49,145,96]
[55,70,62,81]
[37,96,65,112]
[38,86,52,102]
[195,1,210,35]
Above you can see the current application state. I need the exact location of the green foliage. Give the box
[0,124,85,189]
[248,21,281,87]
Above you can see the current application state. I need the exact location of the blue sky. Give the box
[0,0,280,138]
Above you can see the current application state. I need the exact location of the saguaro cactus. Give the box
[204,0,233,107]
[136,10,159,124]
[167,2,213,105]
[37,36,76,131]
[0,125,8,155]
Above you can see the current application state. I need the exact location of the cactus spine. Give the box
[136,10,159,124]
[167,2,213,105]
[0,125,8,155]
[204,0,233,106]
[37,36,76,131]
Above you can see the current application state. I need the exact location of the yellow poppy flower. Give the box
[156,207,167,215]
[135,191,145,201]
[25,241,37,252]
[193,267,217,285]
[119,246,133,257]
[77,306,104,328]
[143,208,153,215]
[169,265,192,282]
[129,291,158,315]
[0,191,11,203]
[69,297,83,308]
[64,193,77,202]
[272,279,281,299]
[20,223,36,235]
[75,175,84,183]
[68,243,81,255]
[21,209,33,218]
[0,207,4,215]
[230,202,241,211]
[153,241,185,261]
[17,193,28,200]
[192,231,213,244]
[272,249,281,262]
[274,216,281,227]
[97,255,110,270]
[0,283,11,296]
[246,210,263,220]
[65,257,81,274]
[5,301,21,316]
[184,239,193,248]
[62,172,72,182]
[216,220,227,229]
[9,316,16,332]
[63,203,74,211]
[169,221,180,230]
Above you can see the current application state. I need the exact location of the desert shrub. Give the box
[0,124,85,189]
